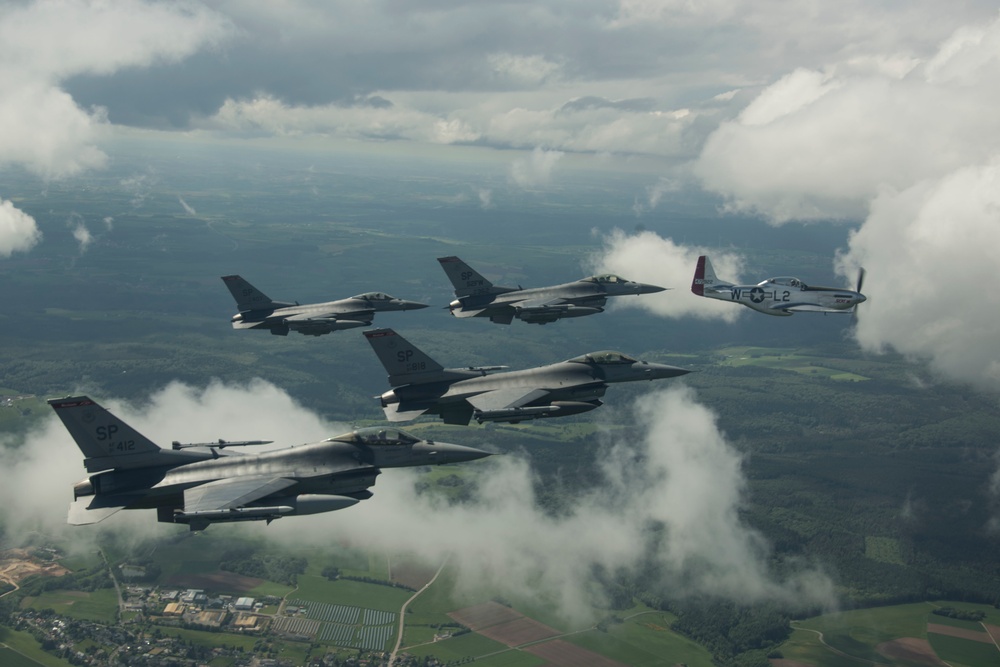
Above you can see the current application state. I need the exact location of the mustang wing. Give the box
[466,387,550,412]
[777,303,851,314]
[182,477,297,514]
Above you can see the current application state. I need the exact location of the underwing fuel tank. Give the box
[172,494,360,527]
[474,400,601,424]
[518,306,603,324]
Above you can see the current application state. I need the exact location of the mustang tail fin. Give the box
[364,328,444,383]
[48,396,164,472]
[222,275,296,312]
[692,255,727,296]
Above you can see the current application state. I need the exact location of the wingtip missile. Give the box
[171,439,274,450]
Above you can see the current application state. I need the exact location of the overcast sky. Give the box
[3,0,1000,389]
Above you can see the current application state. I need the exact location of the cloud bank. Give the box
[0,380,836,621]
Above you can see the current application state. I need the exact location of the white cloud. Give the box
[269,385,836,618]
[838,158,1000,392]
[0,78,109,179]
[207,92,699,159]
[0,0,230,179]
[71,221,92,253]
[588,229,745,322]
[178,196,197,216]
[695,15,1000,223]
[487,52,562,86]
[0,197,42,257]
[477,188,493,209]
[0,0,231,80]
[509,146,564,187]
[209,94,464,143]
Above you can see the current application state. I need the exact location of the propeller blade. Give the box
[856,267,866,294]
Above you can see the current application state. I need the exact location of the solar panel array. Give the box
[287,599,398,651]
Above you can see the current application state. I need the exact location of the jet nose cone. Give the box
[638,283,668,294]
[400,300,430,310]
[415,441,492,464]
[644,362,691,379]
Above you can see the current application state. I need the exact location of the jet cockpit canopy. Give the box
[327,427,420,446]
[582,274,627,284]
[571,351,638,365]
[354,292,394,301]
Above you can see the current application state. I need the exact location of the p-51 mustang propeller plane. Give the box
[49,396,490,531]
[691,255,866,316]
[222,275,428,336]
[438,256,666,325]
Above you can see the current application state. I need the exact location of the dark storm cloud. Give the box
[47,1,775,130]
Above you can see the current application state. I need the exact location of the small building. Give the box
[162,603,184,616]
[232,613,261,630]
[234,596,255,611]
[194,610,228,627]
[181,589,207,604]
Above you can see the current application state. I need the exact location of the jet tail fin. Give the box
[437,256,510,297]
[364,329,444,383]
[48,396,164,473]
[692,255,728,295]
[221,275,296,312]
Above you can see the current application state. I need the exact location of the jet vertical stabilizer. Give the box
[437,256,516,298]
[222,275,296,312]
[363,328,446,383]
[49,397,179,472]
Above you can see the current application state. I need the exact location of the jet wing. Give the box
[383,402,429,422]
[285,312,373,325]
[466,387,550,412]
[512,297,571,312]
[778,304,852,314]
[182,477,297,514]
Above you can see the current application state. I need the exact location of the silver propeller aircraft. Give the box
[691,255,867,316]
[364,328,690,425]
[438,256,666,325]
[49,396,490,531]
[222,275,428,336]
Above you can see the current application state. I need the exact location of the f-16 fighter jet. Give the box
[364,328,690,425]
[222,275,428,336]
[438,256,666,325]
[49,396,490,531]
[691,255,866,316]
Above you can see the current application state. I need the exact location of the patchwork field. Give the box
[20,589,118,624]
[781,602,1000,667]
